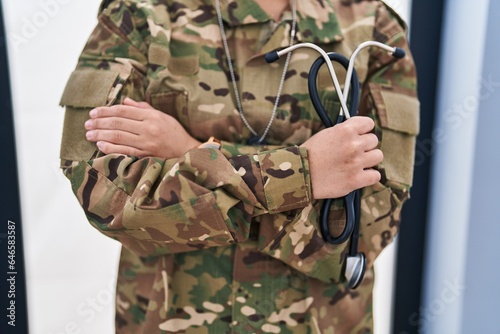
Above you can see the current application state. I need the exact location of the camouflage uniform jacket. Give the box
[59,0,419,332]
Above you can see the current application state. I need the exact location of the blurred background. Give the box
[0,0,499,333]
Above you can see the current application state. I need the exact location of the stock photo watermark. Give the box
[5,221,17,328]
[399,278,466,334]
[8,0,74,52]
[414,74,500,166]
[46,273,116,334]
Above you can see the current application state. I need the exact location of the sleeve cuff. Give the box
[258,146,311,213]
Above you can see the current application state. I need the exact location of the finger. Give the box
[89,105,148,121]
[360,133,379,151]
[362,149,384,168]
[86,129,140,148]
[123,97,154,109]
[347,116,375,134]
[349,168,381,191]
[358,168,382,187]
[96,141,147,157]
[85,117,142,135]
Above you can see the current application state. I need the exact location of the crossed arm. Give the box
[85,98,383,200]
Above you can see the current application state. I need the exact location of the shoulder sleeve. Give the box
[60,0,149,162]
[60,2,312,257]
[358,1,420,267]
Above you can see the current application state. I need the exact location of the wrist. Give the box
[175,137,201,157]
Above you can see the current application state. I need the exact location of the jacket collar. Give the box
[218,0,344,44]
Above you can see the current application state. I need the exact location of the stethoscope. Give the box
[266,42,405,289]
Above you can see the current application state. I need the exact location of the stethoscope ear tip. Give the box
[392,47,406,59]
[265,51,280,63]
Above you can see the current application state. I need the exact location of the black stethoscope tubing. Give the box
[307,52,366,289]
[307,52,361,247]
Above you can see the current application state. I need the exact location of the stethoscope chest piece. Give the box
[345,253,366,289]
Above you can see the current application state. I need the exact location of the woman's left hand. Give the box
[85,97,201,159]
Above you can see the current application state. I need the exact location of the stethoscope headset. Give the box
[265,42,405,289]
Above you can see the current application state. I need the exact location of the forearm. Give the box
[61,144,311,256]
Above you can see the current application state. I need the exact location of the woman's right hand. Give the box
[300,116,383,199]
[85,98,201,160]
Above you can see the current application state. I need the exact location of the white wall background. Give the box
[422,0,500,333]
[3,1,118,333]
[2,0,411,333]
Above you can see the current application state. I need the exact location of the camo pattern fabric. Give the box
[59,0,419,332]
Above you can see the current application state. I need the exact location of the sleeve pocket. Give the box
[370,83,420,186]
[60,69,121,108]
[59,69,123,162]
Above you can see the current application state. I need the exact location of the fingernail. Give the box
[84,120,92,129]
[124,97,135,103]
[89,109,97,117]
[96,141,104,150]
[86,131,94,140]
